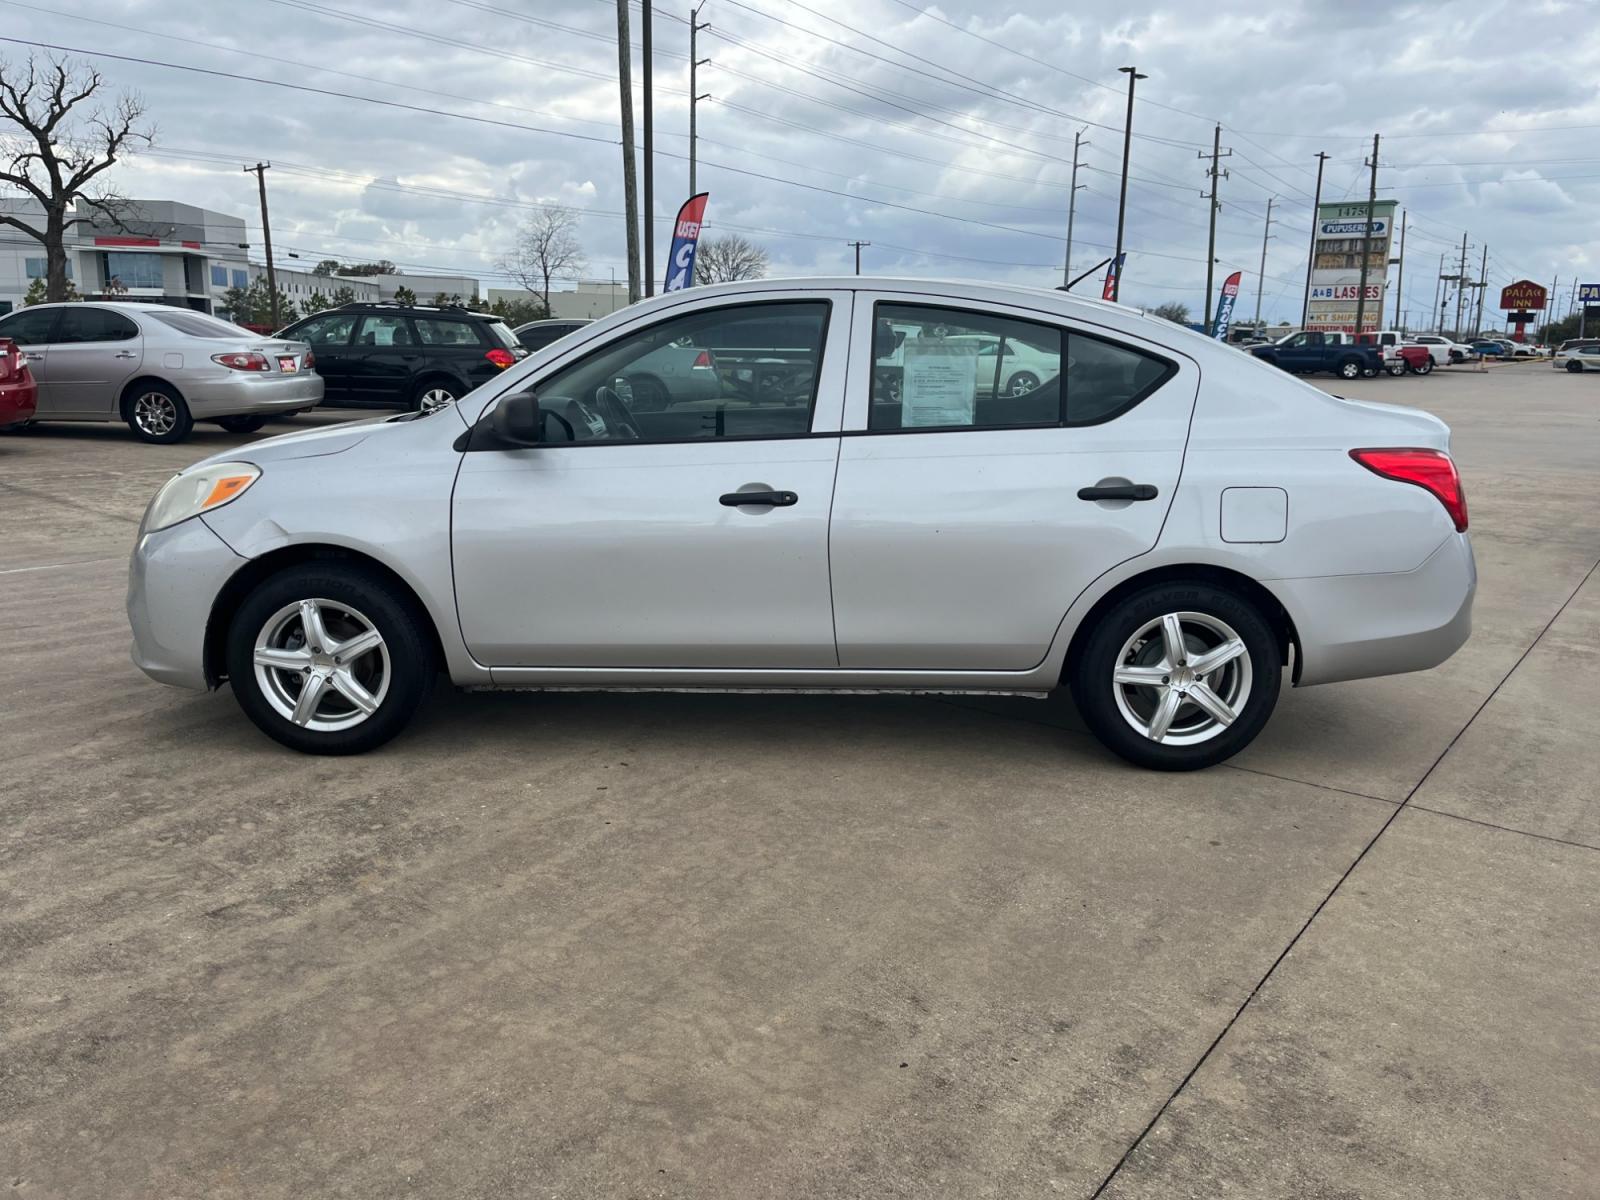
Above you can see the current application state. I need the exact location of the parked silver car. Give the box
[0,302,322,444]
[128,277,1475,770]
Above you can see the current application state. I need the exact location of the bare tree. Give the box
[1149,301,1191,324]
[693,233,769,284]
[0,55,152,302]
[498,205,587,311]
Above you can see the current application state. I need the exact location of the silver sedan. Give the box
[0,302,322,444]
[128,277,1475,770]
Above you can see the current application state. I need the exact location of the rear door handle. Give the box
[114,351,138,359]
[1077,483,1159,502]
[720,490,798,507]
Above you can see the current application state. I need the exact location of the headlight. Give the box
[143,461,261,534]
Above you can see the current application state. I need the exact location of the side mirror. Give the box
[489,392,544,446]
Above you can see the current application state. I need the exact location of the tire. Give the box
[217,414,268,434]
[1410,357,1434,375]
[126,383,193,444]
[1070,581,1282,771]
[1360,363,1380,378]
[624,374,671,411]
[1337,357,1362,380]
[1567,360,1583,373]
[225,563,435,755]
[411,379,460,414]
[1005,370,1041,396]
[1386,360,1407,377]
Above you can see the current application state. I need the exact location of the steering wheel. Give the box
[593,385,642,440]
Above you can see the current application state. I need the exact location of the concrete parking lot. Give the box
[2,364,1597,1198]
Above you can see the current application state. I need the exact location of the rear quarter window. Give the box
[415,318,487,347]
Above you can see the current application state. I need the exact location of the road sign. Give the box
[1499,279,1547,310]
[1578,283,1600,303]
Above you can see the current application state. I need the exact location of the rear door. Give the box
[39,306,144,416]
[289,312,359,399]
[0,306,62,407]
[349,313,421,403]
[828,295,1195,670]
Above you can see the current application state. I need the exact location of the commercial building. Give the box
[0,197,480,319]
[488,278,631,320]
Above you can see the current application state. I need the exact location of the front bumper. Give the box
[1267,532,1477,687]
[182,371,325,418]
[127,517,243,690]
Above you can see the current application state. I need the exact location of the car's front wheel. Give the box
[1070,581,1282,771]
[225,564,435,754]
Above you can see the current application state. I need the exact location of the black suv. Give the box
[277,303,526,411]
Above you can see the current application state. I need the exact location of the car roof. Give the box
[514,318,593,331]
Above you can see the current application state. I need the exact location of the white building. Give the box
[489,278,632,320]
[0,197,480,319]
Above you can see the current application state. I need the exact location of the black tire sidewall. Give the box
[218,415,267,434]
[126,384,193,444]
[1070,582,1282,771]
[225,564,434,754]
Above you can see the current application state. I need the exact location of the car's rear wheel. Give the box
[225,564,434,755]
[412,380,460,413]
[126,384,193,444]
[1006,371,1041,396]
[1567,360,1583,373]
[1410,357,1434,375]
[1070,581,1282,771]
[1337,357,1362,380]
[217,415,268,434]
[1386,360,1407,376]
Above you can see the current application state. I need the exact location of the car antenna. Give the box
[1058,256,1114,293]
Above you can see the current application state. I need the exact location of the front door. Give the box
[452,294,850,668]
[38,306,144,416]
[828,296,1196,671]
[1275,331,1323,370]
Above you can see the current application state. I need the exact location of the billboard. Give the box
[1306,199,1397,333]
[1498,279,1547,311]
[1579,283,1600,303]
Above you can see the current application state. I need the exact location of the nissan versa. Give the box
[127,278,1476,770]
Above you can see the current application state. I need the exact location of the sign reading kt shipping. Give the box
[1499,279,1548,311]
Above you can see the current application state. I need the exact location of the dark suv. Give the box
[277,303,526,411]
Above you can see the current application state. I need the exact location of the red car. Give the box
[0,336,37,429]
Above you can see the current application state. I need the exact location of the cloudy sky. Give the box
[5,0,1598,324]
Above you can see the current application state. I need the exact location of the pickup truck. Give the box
[1249,331,1385,380]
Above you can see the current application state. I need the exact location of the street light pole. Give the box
[1111,65,1146,302]
[1392,209,1406,332]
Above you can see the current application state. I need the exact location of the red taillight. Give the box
[212,351,272,372]
[1350,448,1468,532]
[691,349,715,370]
[485,348,516,369]
[0,338,14,382]
[302,349,316,370]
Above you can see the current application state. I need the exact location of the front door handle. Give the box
[114,351,138,359]
[720,490,798,507]
[1077,483,1159,502]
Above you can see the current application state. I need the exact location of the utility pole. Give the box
[1198,123,1231,335]
[688,3,711,197]
[615,0,640,303]
[1473,245,1488,337]
[1253,197,1276,329]
[1111,65,1146,302]
[244,163,279,327]
[641,0,655,297]
[1454,230,1469,339]
[848,240,870,275]
[1353,133,1379,337]
[1548,274,1557,342]
[1300,150,1328,329]
[1391,209,1406,331]
[1062,130,1089,288]
[1431,253,1444,333]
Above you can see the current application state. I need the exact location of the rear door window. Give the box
[354,315,417,347]
[53,307,140,343]
[415,317,487,347]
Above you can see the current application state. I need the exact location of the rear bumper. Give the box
[127,517,243,690]
[0,376,37,428]
[1267,533,1476,687]
[183,371,325,418]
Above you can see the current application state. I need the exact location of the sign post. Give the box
[1498,279,1547,343]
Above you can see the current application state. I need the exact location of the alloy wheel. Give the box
[133,392,178,437]
[252,598,391,732]
[1111,612,1253,745]
[419,388,457,413]
[1007,371,1041,396]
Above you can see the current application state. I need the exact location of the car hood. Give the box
[197,414,396,470]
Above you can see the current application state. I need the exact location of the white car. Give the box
[1407,334,1472,366]
[127,277,1475,770]
[1553,340,1600,372]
